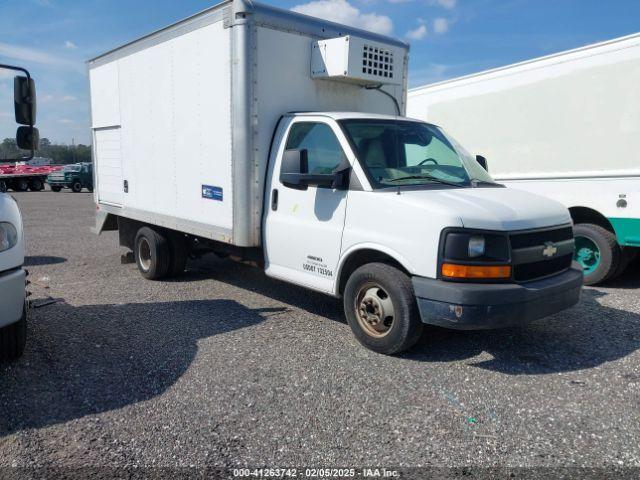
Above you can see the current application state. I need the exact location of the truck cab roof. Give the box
[286,112,426,123]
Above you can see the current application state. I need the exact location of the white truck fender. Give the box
[333,243,415,296]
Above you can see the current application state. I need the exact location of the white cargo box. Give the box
[89,0,408,247]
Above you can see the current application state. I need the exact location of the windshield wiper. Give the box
[388,175,465,188]
[469,178,500,187]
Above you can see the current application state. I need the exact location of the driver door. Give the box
[263,117,353,293]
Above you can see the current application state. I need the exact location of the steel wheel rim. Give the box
[138,238,152,271]
[574,235,601,275]
[354,282,395,338]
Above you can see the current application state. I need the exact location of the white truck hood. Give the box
[396,186,571,231]
[0,193,25,272]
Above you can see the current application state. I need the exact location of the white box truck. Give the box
[408,32,640,285]
[90,0,582,354]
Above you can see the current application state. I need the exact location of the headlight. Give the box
[0,222,18,252]
[468,235,486,258]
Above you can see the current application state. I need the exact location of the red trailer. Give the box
[0,164,62,193]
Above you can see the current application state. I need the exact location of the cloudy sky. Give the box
[0,0,638,145]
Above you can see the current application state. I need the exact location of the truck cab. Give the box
[0,63,38,361]
[0,194,27,360]
[263,112,582,353]
[48,162,93,192]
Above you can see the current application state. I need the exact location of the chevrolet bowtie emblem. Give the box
[542,241,558,258]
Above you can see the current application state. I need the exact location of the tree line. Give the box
[0,138,92,164]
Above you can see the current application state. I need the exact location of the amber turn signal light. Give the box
[442,263,511,279]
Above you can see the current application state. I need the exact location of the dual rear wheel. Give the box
[134,227,188,280]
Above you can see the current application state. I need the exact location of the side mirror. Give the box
[280,149,341,189]
[14,76,37,125]
[17,126,40,150]
[280,148,308,188]
[476,155,488,172]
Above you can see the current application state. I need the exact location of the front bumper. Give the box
[0,267,27,329]
[412,262,583,330]
[47,178,69,186]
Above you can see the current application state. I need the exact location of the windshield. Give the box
[340,119,496,188]
[63,165,81,172]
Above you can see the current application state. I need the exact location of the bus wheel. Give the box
[573,223,620,285]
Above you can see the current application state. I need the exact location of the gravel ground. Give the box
[0,191,639,474]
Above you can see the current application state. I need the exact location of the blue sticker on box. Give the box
[202,185,223,201]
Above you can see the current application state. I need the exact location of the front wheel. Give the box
[0,303,27,361]
[71,181,83,193]
[344,263,423,355]
[573,223,620,285]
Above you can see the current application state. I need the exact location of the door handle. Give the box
[271,189,279,211]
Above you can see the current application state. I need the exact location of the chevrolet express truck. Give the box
[90,0,582,354]
[0,63,39,361]
[408,32,640,286]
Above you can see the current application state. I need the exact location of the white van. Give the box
[91,0,582,354]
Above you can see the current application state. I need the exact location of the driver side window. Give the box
[286,122,346,174]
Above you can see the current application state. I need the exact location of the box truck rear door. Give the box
[264,118,351,294]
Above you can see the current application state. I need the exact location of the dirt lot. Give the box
[1,191,639,475]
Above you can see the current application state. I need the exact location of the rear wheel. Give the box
[29,178,44,191]
[344,263,423,355]
[50,186,62,192]
[0,303,27,361]
[573,223,620,285]
[134,227,171,280]
[71,181,83,193]
[15,179,29,192]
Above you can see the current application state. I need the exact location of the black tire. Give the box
[15,179,29,192]
[573,223,620,286]
[167,231,189,277]
[608,247,634,281]
[0,303,27,361]
[29,178,44,191]
[71,181,83,193]
[50,186,62,192]
[0,181,6,193]
[87,186,94,193]
[343,262,423,355]
[134,227,171,280]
